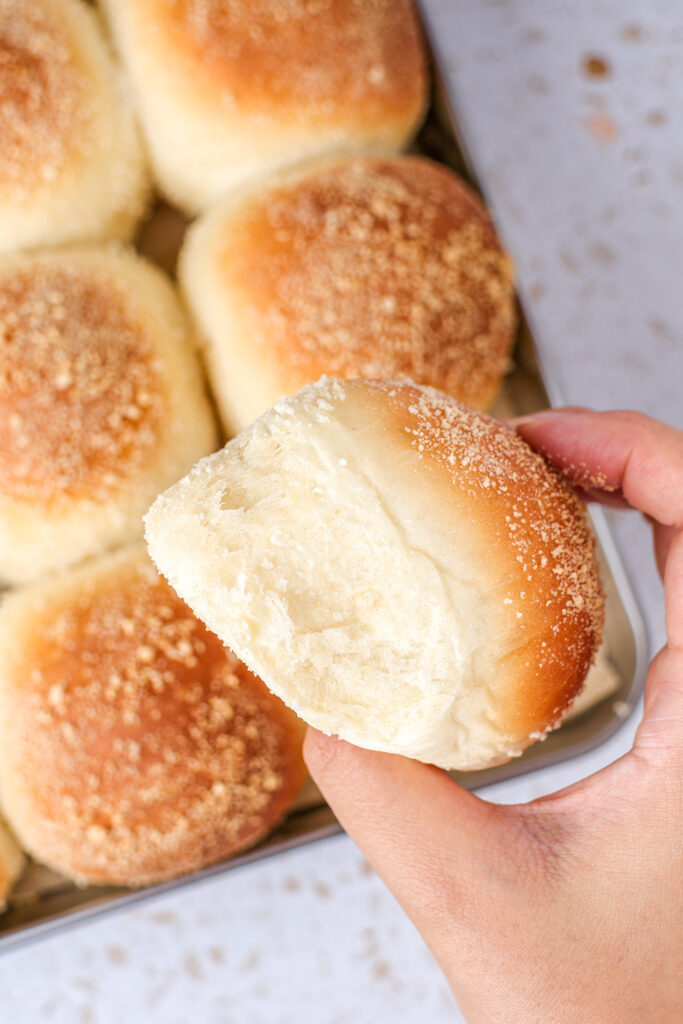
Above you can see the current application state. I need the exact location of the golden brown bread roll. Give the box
[98,0,427,213]
[180,157,517,435]
[0,544,306,887]
[0,0,148,253]
[146,379,604,772]
[0,816,24,913]
[0,246,217,584]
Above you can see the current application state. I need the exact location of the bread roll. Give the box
[0,816,24,913]
[146,379,604,772]
[0,247,217,584]
[180,157,516,435]
[98,0,427,213]
[0,544,306,886]
[0,0,148,254]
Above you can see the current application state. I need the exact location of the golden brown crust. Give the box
[146,0,425,129]
[0,255,163,502]
[0,0,89,192]
[219,158,516,410]
[0,547,306,886]
[358,380,605,740]
[0,1,149,251]
[0,246,217,585]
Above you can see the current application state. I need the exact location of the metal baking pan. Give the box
[0,12,649,952]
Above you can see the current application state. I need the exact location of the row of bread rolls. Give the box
[0,240,317,891]
[1,0,515,424]
[0,169,517,585]
[0,0,594,905]
[2,0,426,252]
[116,2,604,799]
[1,0,514,421]
[0,0,443,901]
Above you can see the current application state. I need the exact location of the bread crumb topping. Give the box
[0,257,164,501]
[226,158,516,408]
[1,553,303,881]
[0,2,90,192]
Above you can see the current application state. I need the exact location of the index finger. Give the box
[512,409,683,530]
[513,408,683,646]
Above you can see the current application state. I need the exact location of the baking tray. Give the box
[0,12,649,952]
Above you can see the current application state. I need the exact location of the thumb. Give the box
[304,729,510,962]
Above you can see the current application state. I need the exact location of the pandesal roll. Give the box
[0,817,24,913]
[0,0,148,254]
[180,157,516,435]
[0,246,217,584]
[146,379,604,772]
[0,544,306,887]
[98,0,427,213]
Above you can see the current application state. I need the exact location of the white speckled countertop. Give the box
[1,2,680,1020]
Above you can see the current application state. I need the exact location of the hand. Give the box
[304,410,683,1024]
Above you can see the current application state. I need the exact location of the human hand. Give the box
[304,410,683,1024]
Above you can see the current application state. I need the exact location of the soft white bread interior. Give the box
[180,156,516,435]
[0,816,24,914]
[98,0,427,213]
[0,246,217,584]
[146,379,604,771]
[0,0,148,253]
[0,544,306,886]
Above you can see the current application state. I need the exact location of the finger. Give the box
[653,522,678,580]
[634,642,683,766]
[628,518,682,766]
[511,409,683,531]
[663,529,683,649]
[303,730,509,960]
